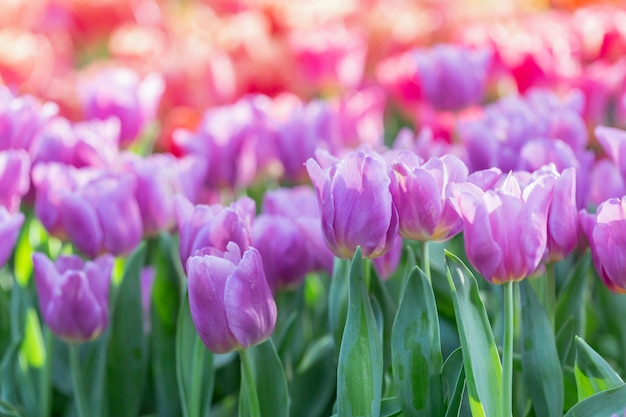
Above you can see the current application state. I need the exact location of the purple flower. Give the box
[581,197,626,293]
[32,164,143,258]
[390,153,468,241]
[0,149,30,213]
[175,195,255,269]
[372,236,403,281]
[252,214,314,291]
[448,172,555,283]
[79,68,164,146]
[414,44,491,111]
[33,252,114,342]
[187,242,276,354]
[0,208,24,268]
[306,148,399,259]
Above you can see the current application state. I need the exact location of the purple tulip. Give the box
[175,195,255,269]
[580,197,626,293]
[122,153,206,236]
[33,252,114,342]
[32,164,143,258]
[306,148,399,259]
[588,159,626,207]
[0,149,30,213]
[187,242,277,354]
[0,208,24,268]
[261,186,334,273]
[595,125,626,177]
[390,153,468,242]
[79,67,164,146]
[252,214,314,291]
[448,172,555,283]
[372,236,403,281]
[414,44,491,111]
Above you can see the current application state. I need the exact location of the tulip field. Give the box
[4,0,626,416]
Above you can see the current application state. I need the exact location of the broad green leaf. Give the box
[337,248,383,417]
[0,400,24,417]
[519,280,563,417]
[290,336,336,417]
[239,339,290,417]
[563,383,626,417]
[442,348,465,417]
[0,341,20,403]
[150,233,183,417]
[369,262,396,371]
[105,243,149,417]
[445,251,501,417]
[597,284,626,373]
[176,289,214,417]
[555,317,575,366]
[555,253,590,339]
[329,257,350,349]
[391,266,443,417]
[380,397,402,417]
[574,336,624,401]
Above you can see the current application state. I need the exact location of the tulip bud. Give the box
[33,253,114,342]
[306,148,399,259]
[187,242,276,354]
[0,207,24,268]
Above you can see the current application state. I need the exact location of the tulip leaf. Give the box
[563,383,626,417]
[445,251,501,417]
[328,257,350,349]
[176,289,214,417]
[574,336,624,401]
[337,247,383,417]
[0,399,24,417]
[239,339,290,417]
[380,397,402,417]
[519,280,564,417]
[555,253,590,340]
[369,261,396,370]
[555,317,575,366]
[0,341,20,403]
[105,243,149,417]
[290,336,336,417]
[442,347,465,417]
[150,233,183,417]
[391,266,443,417]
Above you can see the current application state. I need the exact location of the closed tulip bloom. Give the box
[390,153,468,241]
[0,208,24,268]
[187,242,276,354]
[33,253,114,342]
[0,149,30,213]
[545,167,579,261]
[306,148,399,259]
[581,197,626,293]
[448,172,555,284]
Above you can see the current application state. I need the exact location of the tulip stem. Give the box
[239,349,262,417]
[545,262,556,329]
[422,241,431,283]
[502,281,515,417]
[69,343,88,417]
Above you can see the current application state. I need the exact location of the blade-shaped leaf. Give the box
[391,266,443,417]
[563,383,626,417]
[105,243,149,417]
[442,348,465,417]
[329,257,350,349]
[574,336,624,401]
[519,280,563,417]
[555,254,590,339]
[445,251,501,417]
[176,289,214,417]
[337,247,383,417]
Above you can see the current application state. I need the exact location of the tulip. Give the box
[187,242,276,354]
[33,253,114,342]
[306,148,399,259]
[0,207,24,268]
[0,149,30,213]
[79,67,164,146]
[372,236,403,281]
[580,197,626,293]
[175,195,255,269]
[390,153,468,242]
[448,172,555,284]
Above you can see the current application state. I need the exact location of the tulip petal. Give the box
[61,193,102,258]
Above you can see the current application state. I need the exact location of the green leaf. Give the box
[150,234,183,417]
[239,339,290,417]
[369,262,396,371]
[445,251,502,417]
[0,341,20,403]
[380,397,402,417]
[574,336,624,401]
[328,257,350,349]
[105,243,149,417]
[563,383,626,417]
[391,266,443,417]
[176,289,214,417]
[337,248,384,417]
[442,348,465,417]
[555,317,575,366]
[519,280,563,417]
[555,253,590,339]
[290,336,336,417]
[0,400,24,417]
